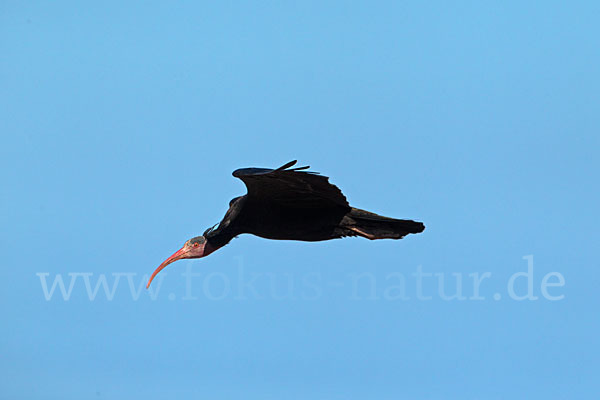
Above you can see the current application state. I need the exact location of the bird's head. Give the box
[146,236,217,288]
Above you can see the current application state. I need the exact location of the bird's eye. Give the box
[193,242,200,247]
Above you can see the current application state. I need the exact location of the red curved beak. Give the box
[146,247,188,289]
[146,241,217,289]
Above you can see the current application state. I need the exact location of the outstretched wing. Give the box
[232,160,350,209]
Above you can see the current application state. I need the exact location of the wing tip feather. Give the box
[276,160,298,171]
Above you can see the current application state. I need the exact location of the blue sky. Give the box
[1,1,599,399]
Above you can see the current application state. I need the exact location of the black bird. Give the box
[147,161,424,288]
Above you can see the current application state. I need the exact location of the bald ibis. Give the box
[147,161,424,288]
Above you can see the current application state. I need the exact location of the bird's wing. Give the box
[232,160,350,209]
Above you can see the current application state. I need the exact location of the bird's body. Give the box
[146,161,425,288]
[209,195,348,243]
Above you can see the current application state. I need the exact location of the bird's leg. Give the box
[348,226,377,240]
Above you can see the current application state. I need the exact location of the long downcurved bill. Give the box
[146,247,188,289]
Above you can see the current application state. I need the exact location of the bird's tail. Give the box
[344,208,425,240]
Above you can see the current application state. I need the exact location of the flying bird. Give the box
[147,161,424,288]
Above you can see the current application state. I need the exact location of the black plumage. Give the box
[205,160,425,247]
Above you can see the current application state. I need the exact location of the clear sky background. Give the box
[2,1,599,399]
